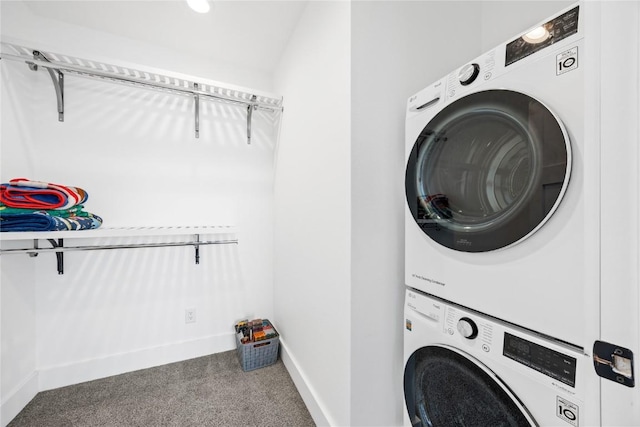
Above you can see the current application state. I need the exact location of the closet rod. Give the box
[1,237,238,274]
[1,53,282,113]
[0,239,238,255]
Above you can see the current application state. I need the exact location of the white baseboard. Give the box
[38,332,235,392]
[279,337,333,426]
[1,371,39,427]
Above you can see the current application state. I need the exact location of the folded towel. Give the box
[0,211,103,232]
[0,178,88,210]
[10,178,89,205]
[0,212,68,231]
[0,203,89,218]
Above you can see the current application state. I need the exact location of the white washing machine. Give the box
[404,3,599,347]
[403,288,600,426]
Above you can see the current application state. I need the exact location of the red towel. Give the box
[1,178,87,210]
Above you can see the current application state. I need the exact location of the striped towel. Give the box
[0,178,88,210]
[0,203,89,217]
[0,211,103,232]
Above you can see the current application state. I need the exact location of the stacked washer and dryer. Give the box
[403,2,639,426]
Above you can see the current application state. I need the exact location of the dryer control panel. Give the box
[505,6,580,66]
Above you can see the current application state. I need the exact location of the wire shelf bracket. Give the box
[1,42,284,143]
[29,50,65,121]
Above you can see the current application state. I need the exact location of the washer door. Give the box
[404,345,536,427]
[405,90,570,252]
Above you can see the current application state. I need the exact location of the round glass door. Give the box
[405,90,570,252]
[404,346,535,427]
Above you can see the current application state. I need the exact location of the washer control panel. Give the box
[407,289,582,388]
[444,302,494,352]
[503,332,577,387]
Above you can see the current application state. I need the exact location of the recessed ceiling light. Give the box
[522,26,550,44]
[187,0,210,14]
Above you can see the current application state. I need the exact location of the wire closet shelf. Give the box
[0,42,284,142]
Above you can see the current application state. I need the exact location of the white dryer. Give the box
[403,289,600,426]
[404,3,598,347]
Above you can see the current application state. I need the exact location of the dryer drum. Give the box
[405,89,570,252]
[404,345,535,427]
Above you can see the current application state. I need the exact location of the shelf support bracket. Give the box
[193,82,200,138]
[29,239,39,257]
[194,234,200,265]
[247,95,257,144]
[47,238,64,275]
[30,51,64,122]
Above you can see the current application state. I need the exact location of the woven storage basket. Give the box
[235,320,279,371]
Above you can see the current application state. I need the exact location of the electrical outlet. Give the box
[185,308,196,324]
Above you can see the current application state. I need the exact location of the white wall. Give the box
[0,2,273,92]
[273,2,351,426]
[0,31,39,425]
[1,3,279,426]
[0,246,37,427]
[350,2,481,425]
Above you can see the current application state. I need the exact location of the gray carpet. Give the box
[8,350,315,427]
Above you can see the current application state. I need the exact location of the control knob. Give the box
[458,63,480,86]
[457,317,478,339]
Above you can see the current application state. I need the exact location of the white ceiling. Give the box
[22,0,309,73]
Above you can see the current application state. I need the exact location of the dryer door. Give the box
[405,89,570,252]
[404,345,536,427]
